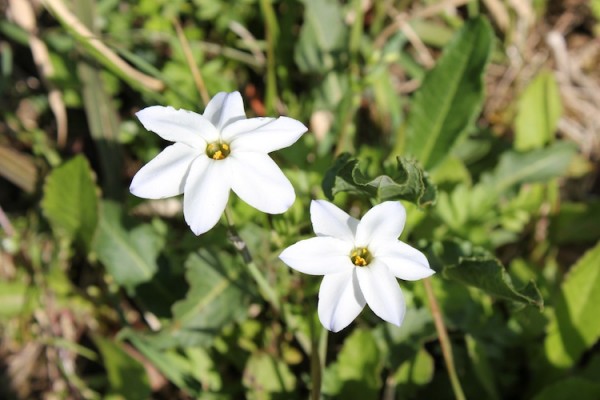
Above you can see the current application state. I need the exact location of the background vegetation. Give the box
[1,0,599,399]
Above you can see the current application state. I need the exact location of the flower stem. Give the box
[223,207,280,313]
[423,278,466,400]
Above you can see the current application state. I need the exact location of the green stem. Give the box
[223,207,280,313]
[423,278,466,400]
[259,0,278,114]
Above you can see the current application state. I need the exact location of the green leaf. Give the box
[322,153,436,206]
[72,0,123,197]
[0,278,33,320]
[94,336,151,400]
[487,141,576,192]
[444,258,543,309]
[544,241,600,367]
[323,329,382,398]
[394,346,434,386]
[550,201,600,244]
[242,353,297,397]
[532,377,600,400]
[94,202,163,291]
[466,335,500,400]
[405,17,493,169]
[514,70,562,150]
[428,240,543,309]
[121,330,201,396]
[157,250,249,348]
[294,0,345,74]
[41,155,99,251]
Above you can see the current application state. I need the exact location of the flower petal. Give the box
[130,143,198,199]
[375,241,435,281]
[356,260,406,326]
[202,91,246,131]
[318,270,366,332]
[310,200,358,242]
[355,201,407,247]
[223,116,307,153]
[136,106,219,147]
[183,157,230,235]
[228,152,295,213]
[279,237,354,275]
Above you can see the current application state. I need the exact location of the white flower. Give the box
[279,200,434,332]
[130,91,307,235]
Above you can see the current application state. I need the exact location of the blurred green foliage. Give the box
[0,0,599,399]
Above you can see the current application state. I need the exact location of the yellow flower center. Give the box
[206,142,231,160]
[350,247,372,267]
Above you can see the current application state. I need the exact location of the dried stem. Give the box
[173,18,210,106]
[0,204,15,236]
[42,0,164,92]
[423,278,466,400]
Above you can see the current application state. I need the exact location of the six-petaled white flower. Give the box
[279,200,434,332]
[130,91,307,235]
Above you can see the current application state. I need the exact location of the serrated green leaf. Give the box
[488,141,576,192]
[41,155,99,251]
[428,240,543,308]
[94,201,162,291]
[544,241,600,367]
[322,153,436,206]
[514,70,562,151]
[155,250,249,348]
[444,258,543,309]
[94,336,151,400]
[405,17,493,169]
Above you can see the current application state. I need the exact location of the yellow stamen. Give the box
[206,142,231,160]
[350,247,372,267]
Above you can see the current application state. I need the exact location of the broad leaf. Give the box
[155,250,249,348]
[514,70,562,151]
[444,258,543,309]
[544,241,600,367]
[322,153,436,206]
[394,346,434,386]
[94,336,151,400]
[41,155,99,251]
[94,202,163,291]
[488,141,576,192]
[323,329,382,398]
[405,17,493,169]
[428,240,543,309]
